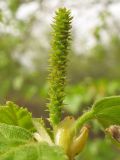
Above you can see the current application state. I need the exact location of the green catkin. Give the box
[47,8,72,126]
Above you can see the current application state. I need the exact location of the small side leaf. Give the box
[0,101,34,131]
[92,96,120,128]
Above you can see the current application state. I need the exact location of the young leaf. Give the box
[0,101,34,131]
[0,123,33,155]
[0,142,68,160]
[33,118,53,145]
[92,96,120,128]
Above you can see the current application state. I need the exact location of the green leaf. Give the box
[92,96,120,128]
[0,142,68,160]
[0,123,33,155]
[0,123,68,160]
[0,101,34,131]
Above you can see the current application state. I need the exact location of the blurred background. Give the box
[0,0,120,159]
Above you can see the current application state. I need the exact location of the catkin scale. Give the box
[54,116,89,160]
[69,126,89,159]
[55,116,75,154]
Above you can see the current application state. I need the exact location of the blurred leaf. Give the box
[0,10,3,22]
[65,95,82,114]
[13,76,24,90]
[76,139,120,160]
[107,81,119,95]
[25,86,37,99]
[8,0,20,14]
[0,142,68,160]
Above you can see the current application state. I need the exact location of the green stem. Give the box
[74,110,94,134]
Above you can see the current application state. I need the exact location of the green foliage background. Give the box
[0,1,120,159]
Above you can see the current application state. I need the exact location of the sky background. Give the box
[1,0,120,52]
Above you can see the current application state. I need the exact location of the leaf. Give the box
[92,96,120,128]
[33,118,53,145]
[0,123,68,160]
[0,123,33,155]
[0,142,68,160]
[0,101,34,131]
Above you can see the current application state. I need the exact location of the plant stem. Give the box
[74,110,94,134]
